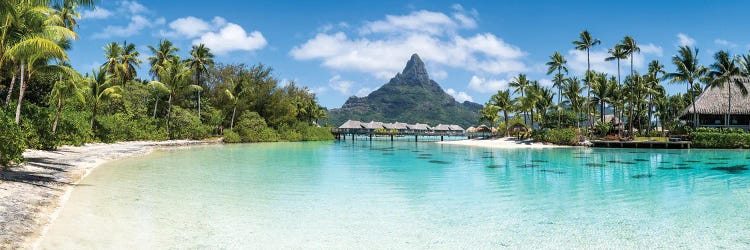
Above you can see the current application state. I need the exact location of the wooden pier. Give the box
[591,140,692,149]
[331,129,472,142]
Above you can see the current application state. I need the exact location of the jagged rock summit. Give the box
[326,54,482,127]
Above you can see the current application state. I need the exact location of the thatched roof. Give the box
[466,126,476,133]
[475,125,491,133]
[433,124,451,131]
[363,121,385,129]
[407,123,431,130]
[448,125,464,131]
[684,76,750,115]
[339,120,364,129]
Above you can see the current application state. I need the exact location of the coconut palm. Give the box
[186,43,215,117]
[491,89,514,137]
[119,41,140,85]
[88,69,122,129]
[509,73,531,123]
[52,0,80,31]
[49,64,84,134]
[147,80,168,118]
[148,39,179,80]
[645,60,665,134]
[153,57,195,138]
[479,104,500,135]
[617,36,640,134]
[708,50,745,127]
[564,77,584,128]
[573,30,601,130]
[101,42,123,79]
[225,76,250,130]
[590,72,611,123]
[664,46,707,128]
[546,51,568,128]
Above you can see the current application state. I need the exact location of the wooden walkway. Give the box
[331,129,474,142]
[591,140,692,149]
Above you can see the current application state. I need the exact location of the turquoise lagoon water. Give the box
[41,141,750,249]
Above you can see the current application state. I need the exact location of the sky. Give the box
[68,0,750,109]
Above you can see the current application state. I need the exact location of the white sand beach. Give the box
[0,139,221,249]
[437,137,571,149]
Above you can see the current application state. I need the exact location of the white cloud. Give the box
[355,88,373,97]
[677,33,696,47]
[640,43,663,57]
[166,16,214,38]
[566,44,662,76]
[81,7,113,19]
[194,23,267,55]
[715,39,737,48]
[446,88,474,102]
[329,75,353,95]
[539,78,554,88]
[93,15,163,38]
[290,8,525,80]
[120,1,148,15]
[468,75,509,93]
[431,69,448,80]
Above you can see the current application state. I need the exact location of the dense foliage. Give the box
[691,128,750,148]
[0,1,331,166]
[532,129,579,145]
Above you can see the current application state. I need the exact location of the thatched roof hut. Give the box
[407,123,431,131]
[475,125,491,133]
[466,126,477,133]
[510,123,528,133]
[684,77,750,116]
[433,124,451,131]
[363,121,385,130]
[448,125,464,131]
[339,120,364,129]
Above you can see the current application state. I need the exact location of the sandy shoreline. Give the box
[0,139,222,249]
[437,137,572,149]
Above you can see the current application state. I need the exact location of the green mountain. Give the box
[327,54,482,127]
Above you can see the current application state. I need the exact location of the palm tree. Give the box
[645,60,665,134]
[573,30,601,131]
[147,80,168,118]
[664,46,707,128]
[154,57,196,138]
[605,46,628,88]
[225,76,250,130]
[52,0,80,31]
[101,42,123,79]
[617,36,640,135]
[119,41,140,85]
[479,104,500,135]
[88,69,122,129]
[148,39,179,80]
[534,86,555,128]
[186,43,215,117]
[491,89,514,137]
[708,50,745,127]
[590,72,610,124]
[509,73,531,123]
[564,77,584,129]
[546,51,568,128]
[49,65,84,134]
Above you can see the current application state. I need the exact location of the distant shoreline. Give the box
[436,137,573,149]
[0,139,222,249]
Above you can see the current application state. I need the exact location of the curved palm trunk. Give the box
[727,83,732,127]
[628,57,635,136]
[600,100,605,124]
[647,94,653,135]
[689,81,698,128]
[90,103,98,130]
[14,62,25,124]
[167,94,173,138]
[230,104,237,130]
[153,97,159,118]
[52,96,62,134]
[4,72,15,109]
[504,110,509,137]
[586,50,591,134]
[197,90,201,118]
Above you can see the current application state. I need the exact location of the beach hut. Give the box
[475,125,491,133]
[448,125,464,133]
[466,126,477,133]
[681,76,750,129]
[433,124,451,132]
[363,121,386,131]
[339,120,365,133]
[509,123,528,138]
[407,123,432,134]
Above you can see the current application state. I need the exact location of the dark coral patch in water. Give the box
[531,160,548,163]
[540,169,566,174]
[417,156,431,159]
[573,156,591,159]
[710,165,749,174]
[675,163,690,166]
[516,164,539,168]
[634,159,649,162]
[482,156,495,159]
[684,160,701,163]
[705,162,728,165]
[428,160,451,165]
[464,159,474,162]
[382,153,394,155]
[606,160,635,165]
[419,154,432,157]
[659,161,671,164]
[486,164,504,168]
[709,158,730,160]
[586,163,605,167]
[628,152,647,154]
[411,150,422,153]
[631,174,653,179]
[657,166,693,170]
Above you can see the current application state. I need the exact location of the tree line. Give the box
[480,30,748,138]
[0,0,331,166]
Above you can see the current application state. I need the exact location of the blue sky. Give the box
[69,0,750,108]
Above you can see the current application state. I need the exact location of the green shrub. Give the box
[691,128,750,148]
[234,111,279,142]
[55,109,92,146]
[0,111,26,167]
[96,113,167,143]
[19,104,58,150]
[169,106,212,140]
[533,128,578,145]
[223,130,241,143]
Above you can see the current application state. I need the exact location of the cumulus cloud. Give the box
[715,39,737,48]
[120,0,148,15]
[446,88,474,102]
[539,78,554,88]
[329,75,353,95]
[468,75,509,93]
[566,43,662,76]
[81,7,113,19]
[94,15,164,38]
[355,87,373,97]
[290,8,527,80]
[160,16,266,55]
[677,33,696,47]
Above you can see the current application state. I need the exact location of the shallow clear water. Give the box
[41,141,750,249]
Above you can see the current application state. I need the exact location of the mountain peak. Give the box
[400,53,429,82]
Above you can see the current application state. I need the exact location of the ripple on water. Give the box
[710,165,749,174]
[632,174,653,179]
[586,163,605,167]
[516,164,539,168]
[657,166,693,170]
[486,164,504,168]
[428,160,451,165]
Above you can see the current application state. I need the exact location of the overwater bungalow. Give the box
[682,77,750,130]
[339,120,366,133]
[433,124,451,132]
[407,123,432,133]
